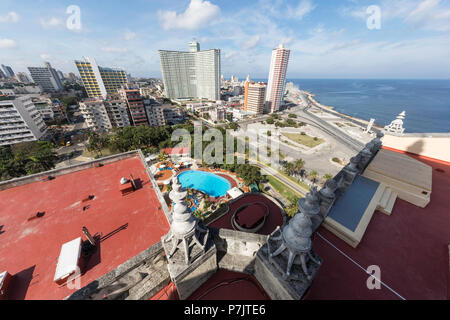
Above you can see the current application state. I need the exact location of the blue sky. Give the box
[0,0,450,79]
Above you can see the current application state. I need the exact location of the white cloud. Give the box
[40,54,51,60]
[288,0,316,21]
[124,31,136,41]
[406,0,450,31]
[101,47,128,53]
[158,0,220,31]
[242,35,260,50]
[0,38,16,49]
[40,17,64,28]
[0,11,19,23]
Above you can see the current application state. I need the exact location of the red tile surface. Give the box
[306,149,450,300]
[0,156,170,300]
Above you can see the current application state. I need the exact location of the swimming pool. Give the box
[177,170,232,198]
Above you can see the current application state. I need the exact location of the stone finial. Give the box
[320,179,337,200]
[298,189,320,218]
[268,211,320,280]
[360,144,373,167]
[164,174,209,265]
[169,176,187,203]
[347,156,360,172]
[372,131,384,151]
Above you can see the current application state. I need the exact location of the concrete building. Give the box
[28,62,64,92]
[118,89,149,126]
[0,96,47,146]
[16,72,32,84]
[144,99,165,127]
[162,105,184,125]
[265,44,290,113]
[31,96,67,123]
[1,64,15,78]
[75,57,127,98]
[79,98,130,131]
[244,82,266,115]
[158,41,221,101]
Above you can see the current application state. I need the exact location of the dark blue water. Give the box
[289,79,450,133]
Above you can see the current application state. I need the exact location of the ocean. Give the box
[288,79,450,133]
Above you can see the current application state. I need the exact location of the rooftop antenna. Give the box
[129,173,136,191]
[82,226,96,246]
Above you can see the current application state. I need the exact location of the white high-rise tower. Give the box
[159,41,221,101]
[265,44,290,113]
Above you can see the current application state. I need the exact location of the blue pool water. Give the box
[177,170,231,198]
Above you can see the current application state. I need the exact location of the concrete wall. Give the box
[382,133,450,163]
[211,227,268,274]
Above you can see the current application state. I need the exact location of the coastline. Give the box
[285,82,383,129]
[302,90,383,129]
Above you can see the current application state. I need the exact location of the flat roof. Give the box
[0,155,170,300]
[327,175,379,232]
[307,149,450,300]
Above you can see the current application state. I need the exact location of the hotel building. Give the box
[28,62,64,93]
[244,82,266,115]
[0,96,47,146]
[265,44,290,113]
[75,57,127,98]
[158,41,221,101]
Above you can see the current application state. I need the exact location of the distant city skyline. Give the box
[1,0,450,79]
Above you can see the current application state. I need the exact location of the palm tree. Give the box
[157,151,168,162]
[310,170,318,185]
[293,158,305,177]
[283,162,295,176]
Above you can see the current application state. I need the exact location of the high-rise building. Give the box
[0,96,48,146]
[265,44,290,113]
[28,62,64,92]
[1,64,15,78]
[56,70,65,82]
[79,98,130,131]
[158,41,221,101]
[118,89,149,126]
[75,57,127,98]
[244,82,266,115]
[16,72,32,84]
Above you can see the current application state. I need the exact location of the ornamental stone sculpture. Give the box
[163,176,209,264]
[268,189,321,280]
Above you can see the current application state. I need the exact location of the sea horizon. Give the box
[253,78,450,133]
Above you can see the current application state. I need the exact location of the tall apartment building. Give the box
[118,89,149,126]
[79,98,130,131]
[0,96,48,146]
[158,41,221,101]
[28,62,64,92]
[244,82,267,115]
[1,64,15,78]
[265,44,290,113]
[75,57,127,98]
[16,72,32,84]
[144,100,165,127]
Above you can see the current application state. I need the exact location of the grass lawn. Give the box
[266,175,302,204]
[82,147,115,158]
[281,132,324,148]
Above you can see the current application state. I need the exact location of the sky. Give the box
[0,0,450,79]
